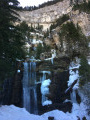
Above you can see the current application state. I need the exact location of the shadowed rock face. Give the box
[38,70,73,114]
[48,71,70,105]
[36,57,72,114]
[10,62,23,107]
[0,61,23,107]
[0,78,13,105]
[11,72,23,107]
[37,70,72,115]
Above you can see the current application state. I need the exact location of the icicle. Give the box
[70,90,77,103]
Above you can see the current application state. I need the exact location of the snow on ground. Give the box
[42,110,77,120]
[71,102,89,120]
[0,105,45,120]
[71,88,90,120]
[0,105,89,120]
[0,104,90,120]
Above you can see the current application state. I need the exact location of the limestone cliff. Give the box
[17,0,70,30]
[16,0,90,58]
[17,0,90,36]
[70,11,90,36]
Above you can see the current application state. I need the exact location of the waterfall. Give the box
[41,71,46,81]
[23,61,38,114]
[40,71,51,106]
[70,90,77,103]
[51,49,56,64]
[68,60,80,104]
[29,62,36,85]
[23,62,30,112]
[29,86,37,114]
[40,71,51,82]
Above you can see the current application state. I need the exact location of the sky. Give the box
[18,0,50,7]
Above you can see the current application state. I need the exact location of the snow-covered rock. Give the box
[42,100,52,106]
[41,79,51,95]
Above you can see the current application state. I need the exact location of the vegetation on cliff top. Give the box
[20,0,64,11]
[50,14,70,31]
[59,21,88,56]
[79,56,90,87]
[73,1,90,13]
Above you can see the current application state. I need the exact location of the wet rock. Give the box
[40,102,72,114]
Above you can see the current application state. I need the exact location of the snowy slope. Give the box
[0,105,90,120]
[0,105,45,120]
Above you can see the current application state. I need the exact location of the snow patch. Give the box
[42,100,52,106]
[17,70,20,73]
[32,39,43,44]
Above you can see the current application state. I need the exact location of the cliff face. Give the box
[17,0,70,30]
[16,0,90,57]
[71,11,90,36]
[17,0,90,36]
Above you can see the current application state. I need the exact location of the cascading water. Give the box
[23,61,38,114]
[29,86,37,114]
[68,59,80,104]
[70,90,77,103]
[23,62,30,112]
[40,71,51,106]
[40,71,51,81]
[29,62,36,85]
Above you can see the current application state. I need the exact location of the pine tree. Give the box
[0,0,25,81]
[79,56,90,86]
[18,21,31,41]
[36,43,43,59]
